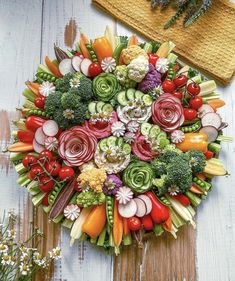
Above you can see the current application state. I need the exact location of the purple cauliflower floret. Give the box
[138,64,161,93]
[102,174,123,195]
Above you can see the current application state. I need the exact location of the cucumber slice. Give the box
[107,136,117,147]
[102,103,113,113]
[149,125,161,138]
[117,91,129,106]
[159,138,170,149]
[99,139,109,151]
[157,132,167,140]
[116,137,124,147]
[142,94,153,106]
[96,101,105,112]
[126,88,136,101]
[134,90,144,100]
[123,144,131,154]
[88,102,97,114]
[141,123,152,136]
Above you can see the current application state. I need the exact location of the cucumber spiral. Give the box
[93,73,119,102]
[123,161,154,193]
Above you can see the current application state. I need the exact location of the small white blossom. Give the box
[69,78,80,88]
[19,263,31,276]
[63,109,74,120]
[64,204,81,221]
[111,121,126,137]
[168,185,180,196]
[155,58,169,73]
[0,244,8,254]
[1,255,14,266]
[48,247,61,260]
[101,57,116,73]
[39,81,55,97]
[6,229,16,240]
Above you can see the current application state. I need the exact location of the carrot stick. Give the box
[7,142,34,152]
[207,99,225,110]
[25,81,40,96]
[113,198,123,247]
[162,215,172,232]
[123,218,130,236]
[128,35,138,46]
[45,56,62,77]
[79,31,91,59]
[196,173,206,181]
[190,184,204,195]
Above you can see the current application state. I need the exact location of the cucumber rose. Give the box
[123,161,154,193]
[93,73,119,102]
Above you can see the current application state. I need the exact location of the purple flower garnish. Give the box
[102,174,122,195]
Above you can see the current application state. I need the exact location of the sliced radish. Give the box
[201,112,222,129]
[200,126,218,142]
[33,139,45,153]
[133,198,147,217]
[118,200,137,218]
[42,120,59,137]
[59,59,75,75]
[198,104,214,118]
[72,56,83,72]
[80,58,92,77]
[35,127,47,145]
[137,195,152,215]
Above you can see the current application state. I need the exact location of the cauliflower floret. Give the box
[121,45,148,65]
[127,55,149,83]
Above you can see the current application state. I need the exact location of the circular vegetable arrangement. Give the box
[9,28,230,255]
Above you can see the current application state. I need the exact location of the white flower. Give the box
[39,81,55,97]
[127,55,149,82]
[116,186,133,205]
[155,85,164,96]
[33,252,47,268]
[168,185,180,196]
[123,132,135,144]
[19,263,30,276]
[63,109,74,120]
[171,130,185,144]
[49,247,61,260]
[0,243,8,254]
[101,57,116,73]
[69,78,80,88]
[1,255,15,266]
[64,204,81,221]
[44,136,59,151]
[111,121,126,137]
[155,58,169,73]
[126,120,139,133]
[6,229,16,240]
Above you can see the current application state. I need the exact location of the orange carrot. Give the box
[8,142,33,152]
[162,215,172,232]
[113,198,123,247]
[190,184,204,195]
[79,32,91,59]
[45,56,62,77]
[82,204,106,238]
[196,173,206,181]
[123,218,130,236]
[128,35,138,46]
[93,37,113,63]
[207,99,225,110]
[25,81,40,96]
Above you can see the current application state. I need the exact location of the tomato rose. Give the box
[151,94,184,132]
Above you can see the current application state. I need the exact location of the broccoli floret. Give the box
[72,105,87,125]
[55,73,74,92]
[151,160,167,177]
[53,108,71,129]
[44,91,63,115]
[186,149,206,174]
[77,190,106,208]
[77,76,93,101]
[152,175,168,195]
[61,92,81,109]
[158,144,182,164]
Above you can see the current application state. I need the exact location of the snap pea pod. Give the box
[85,43,98,62]
[26,109,51,119]
[193,176,212,192]
[166,63,175,80]
[106,196,114,227]
[113,43,126,64]
[158,196,172,207]
[36,71,58,83]
[181,120,201,133]
[49,184,64,206]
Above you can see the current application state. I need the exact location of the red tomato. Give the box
[42,193,49,206]
[127,217,141,231]
[162,80,176,93]
[204,150,214,160]
[25,116,46,132]
[88,63,102,77]
[45,161,61,176]
[141,215,153,231]
[189,96,203,109]
[172,91,183,100]
[34,96,45,109]
[147,53,159,65]
[29,165,44,180]
[59,166,75,181]
[183,108,197,120]
[39,175,55,192]
[187,82,201,96]
[39,150,53,163]
[22,154,38,168]
[173,74,188,88]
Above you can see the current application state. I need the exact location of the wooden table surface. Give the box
[0,1,235,280]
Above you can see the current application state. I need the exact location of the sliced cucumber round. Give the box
[107,136,117,147]
[142,94,153,106]
[123,143,131,154]
[159,138,170,149]
[141,123,152,136]
[134,90,144,100]
[149,125,161,138]
[117,91,129,106]
[126,88,136,101]
[102,103,113,113]
[96,101,105,112]
[99,139,108,151]
[88,102,97,114]
[157,132,167,140]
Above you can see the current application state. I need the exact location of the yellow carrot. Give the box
[113,198,123,247]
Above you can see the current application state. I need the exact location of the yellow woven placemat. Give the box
[92,0,235,85]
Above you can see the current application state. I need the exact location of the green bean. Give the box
[85,43,98,62]
[26,109,51,119]
[106,196,114,227]
[36,72,58,83]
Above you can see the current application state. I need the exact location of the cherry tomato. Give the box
[183,108,197,120]
[127,216,141,231]
[45,161,61,176]
[39,175,55,192]
[42,193,49,206]
[173,74,188,88]
[187,82,201,96]
[204,150,214,160]
[59,166,75,181]
[22,154,38,168]
[147,53,159,65]
[73,181,82,192]
[39,150,53,163]
[88,63,102,77]
[171,91,183,100]
[141,215,153,231]
[162,80,176,93]
[34,96,45,109]
[189,96,203,109]
[29,165,44,180]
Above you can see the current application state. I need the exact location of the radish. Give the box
[198,104,214,118]
[219,122,228,131]
[133,198,147,217]
[33,139,45,153]
[201,112,222,129]
[59,59,75,75]
[42,120,59,137]
[80,58,92,77]
[35,127,47,145]
[118,200,137,218]
[200,126,218,142]
[72,56,83,72]
[137,195,152,215]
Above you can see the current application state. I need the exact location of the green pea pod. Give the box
[181,120,201,133]
[85,43,98,62]
[106,196,114,227]
[36,71,58,83]
[49,184,64,205]
[113,43,126,64]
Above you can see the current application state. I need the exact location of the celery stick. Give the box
[10,152,26,162]
[170,207,185,228]
[32,192,45,206]
[43,205,52,213]
[109,232,114,247]
[188,75,202,84]
[27,181,39,195]
[37,64,52,74]
[62,219,74,229]
[17,174,30,187]
[65,50,74,58]
[177,65,189,75]
[123,233,132,246]
[13,119,27,131]
[167,53,178,64]
[186,191,201,207]
[217,135,233,143]
[186,205,196,217]
[23,99,37,109]
[142,42,152,53]
[15,163,27,175]
[153,224,164,236]
[23,88,36,102]
[97,225,107,247]
[53,214,64,224]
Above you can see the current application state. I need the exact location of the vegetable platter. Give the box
[7,26,231,255]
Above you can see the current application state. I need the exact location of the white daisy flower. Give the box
[111,121,126,137]
[63,109,74,120]
[1,255,14,266]
[49,247,61,260]
[168,185,180,196]
[69,78,80,88]
[19,263,30,276]
[39,81,55,97]
[155,58,169,73]
[0,244,8,254]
